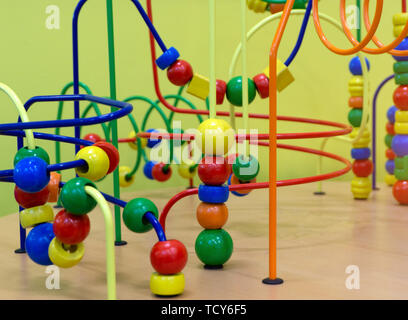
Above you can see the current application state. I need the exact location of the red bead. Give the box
[352,159,373,177]
[150,239,188,275]
[393,85,408,110]
[393,180,408,205]
[167,60,193,86]
[53,209,90,245]
[386,122,395,135]
[14,186,50,209]
[253,73,269,99]
[81,133,102,149]
[386,148,396,160]
[152,163,172,182]
[198,156,230,185]
[93,141,120,174]
[216,79,227,105]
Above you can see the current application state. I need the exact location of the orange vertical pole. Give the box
[263,0,295,285]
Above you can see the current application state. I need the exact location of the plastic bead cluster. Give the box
[122,198,188,296]
[347,56,372,200]
[247,0,308,15]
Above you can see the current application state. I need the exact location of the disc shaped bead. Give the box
[198,184,229,203]
[150,272,185,296]
[19,204,54,229]
[48,238,85,268]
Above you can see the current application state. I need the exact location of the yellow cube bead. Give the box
[348,76,364,97]
[351,177,371,199]
[395,110,408,123]
[263,59,295,92]
[187,73,210,100]
[394,121,408,134]
[385,174,397,186]
[150,272,185,296]
[247,0,268,13]
[350,127,371,148]
[197,118,235,156]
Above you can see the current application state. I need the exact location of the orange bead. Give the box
[47,172,61,203]
[386,122,395,135]
[269,3,285,14]
[230,173,256,195]
[348,96,363,108]
[386,148,396,160]
[196,202,228,229]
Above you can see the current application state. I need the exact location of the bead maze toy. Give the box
[0,0,408,300]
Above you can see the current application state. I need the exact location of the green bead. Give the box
[262,0,307,8]
[60,177,97,215]
[226,76,256,107]
[394,156,408,180]
[123,198,158,233]
[395,73,408,85]
[14,146,50,166]
[195,229,233,266]
[348,108,363,127]
[232,154,259,181]
[394,61,408,74]
[385,134,394,149]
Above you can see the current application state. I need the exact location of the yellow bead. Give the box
[394,122,408,134]
[48,238,85,268]
[197,118,235,156]
[348,76,364,97]
[263,59,294,92]
[128,130,147,151]
[247,0,268,13]
[119,166,135,187]
[350,127,371,148]
[187,73,210,100]
[351,177,371,199]
[385,174,397,186]
[178,159,197,179]
[394,25,405,38]
[395,111,408,123]
[393,13,408,26]
[19,204,54,229]
[150,272,185,296]
[75,146,110,181]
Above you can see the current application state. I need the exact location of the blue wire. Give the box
[284,0,312,67]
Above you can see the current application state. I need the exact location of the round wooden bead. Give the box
[198,184,229,203]
[385,134,394,149]
[178,159,196,179]
[197,118,235,156]
[348,108,363,127]
[351,176,371,200]
[152,163,172,182]
[93,141,119,174]
[350,128,371,148]
[386,122,395,135]
[393,180,408,205]
[83,133,101,144]
[387,105,398,124]
[253,73,269,99]
[269,3,285,14]
[349,56,370,75]
[392,38,408,62]
[247,0,268,13]
[216,79,227,105]
[386,148,396,160]
[385,174,397,186]
[386,159,395,174]
[352,159,373,177]
[198,156,230,185]
[351,148,371,160]
[26,223,54,266]
[14,157,50,193]
[394,61,408,74]
[48,238,85,268]
[14,185,50,209]
[196,202,228,229]
[392,134,408,157]
[128,130,147,150]
[150,240,188,275]
[228,173,256,196]
[348,76,363,96]
[226,76,256,107]
[150,272,185,296]
[167,60,193,86]
[195,229,233,266]
[348,96,363,108]
[14,146,50,166]
[19,204,54,229]
[53,209,90,245]
[47,172,61,203]
[123,198,159,233]
[232,155,260,181]
[394,85,408,110]
[146,129,162,148]
[395,73,408,85]
[396,110,408,123]
[119,166,135,187]
[143,161,157,180]
[75,146,110,181]
[59,177,97,215]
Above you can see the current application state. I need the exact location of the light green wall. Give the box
[0,1,401,215]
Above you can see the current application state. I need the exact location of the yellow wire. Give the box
[0,83,35,150]
[84,186,117,300]
[209,0,216,119]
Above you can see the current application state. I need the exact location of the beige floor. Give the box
[0,181,407,300]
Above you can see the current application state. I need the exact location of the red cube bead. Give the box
[53,209,90,245]
[152,163,172,182]
[14,185,50,209]
[150,239,188,274]
[198,156,231,185]
[352,159,373,177]
[393,85,408,110]
[167,60,193,86]
[253,73,269,99]
[216,79,227,105]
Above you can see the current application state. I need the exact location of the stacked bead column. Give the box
[385,106,398,186]
[391,12,408,205]
[348,57,373,200]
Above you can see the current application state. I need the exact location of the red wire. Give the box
[403,0,407,13]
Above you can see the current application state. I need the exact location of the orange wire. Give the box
[312,0,384,55]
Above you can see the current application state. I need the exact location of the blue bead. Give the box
[227,174,247,197]
[156,47,180,70]
[143,160,157,180]
[392,135,408,157]
[26,223,54,266]
[14,157,50,193]
[349,56,370,75]
[351,148,371,160]
[392,38,408,62]
[198,184,229,203]
[386,160,395,174]
[146,129,161,148]
[387,105,398,124]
